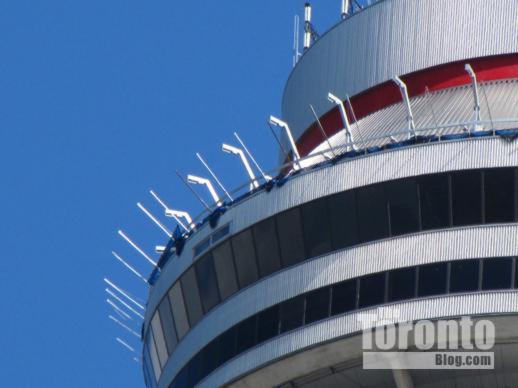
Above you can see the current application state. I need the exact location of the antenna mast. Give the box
[304,3,312,50]
[303,2,319,51]
[293,15,301,67]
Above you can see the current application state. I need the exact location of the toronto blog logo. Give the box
[358,307,495,369]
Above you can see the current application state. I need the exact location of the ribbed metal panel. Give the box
[282,0,518,141]
[155,224,518,387]
[304,80,518,164]
[197,291,518,388]
[145,137,518,327]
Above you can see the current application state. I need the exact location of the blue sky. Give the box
[0,1,356,387]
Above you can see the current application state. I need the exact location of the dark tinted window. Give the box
[485,168,516,223]
[356,184,389,242]
[195,253,220,313]
[387,179,419,236]
[257,305,280,342]
[276,207,306,267]
[172,366,188,388]
[158,295,177,355]
[187,352,203,387]
[482,258,513,290]
[170,255,518,388]
[359,273,386,308]
[419,174,450,230]
[305,287,330,324]
[388,267,416,302]
[201,337,220,376]
[231,229,259,289]
[331,279,357,315]
[181,267,204,326]
[301,199,332,258]
[327,190,359,249]
[212,241,238,300]
[451,170,482,226]
[280,296,305,333]
[236,315,257,353]
[515,259,518,289]
[418,262,448,297]
[252,217,282,277]
[450,259,480,293]
[218,326,237,365]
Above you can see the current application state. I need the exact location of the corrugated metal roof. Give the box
[282,0,518,143]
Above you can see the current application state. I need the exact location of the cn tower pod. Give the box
[282,0,518,166]
[141,1,518,388]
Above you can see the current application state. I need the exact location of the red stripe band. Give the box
[294,54,518,158]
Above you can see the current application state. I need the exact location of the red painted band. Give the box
[294,54,518,158]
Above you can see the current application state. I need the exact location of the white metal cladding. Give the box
[144,136,518,327]
[281,0,518,142]
[197,292,518,388]
[155,224,518,386]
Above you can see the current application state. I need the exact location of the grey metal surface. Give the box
[281,0,518,143]
[155,224,518,387]
[145,136,518,331]
[197,292,518,388]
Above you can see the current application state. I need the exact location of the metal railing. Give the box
[185,117,518,232]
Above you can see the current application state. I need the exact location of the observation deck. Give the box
[140,1,518,387]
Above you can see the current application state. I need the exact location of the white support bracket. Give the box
[269,116,301,170]
[393,76,416,138]
[222,143,259,190]
[328,92,357,150]
[464,63,482,131]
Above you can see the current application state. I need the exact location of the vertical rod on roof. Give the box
[118,230,157,267]
[196,153,233,201]
[309,104,336,158]
[293,15,301,67]
[393,76,416,138]
[137,202,172,237]
[233,132,271,181]
[465,63,482,130]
